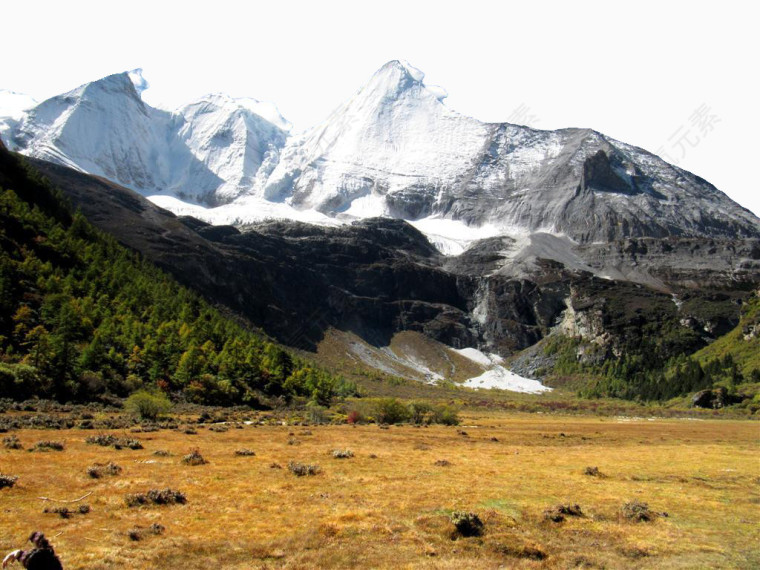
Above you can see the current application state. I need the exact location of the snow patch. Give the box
[463,366,552,393]
[148,194,341,227]
[408,217,503,255]
[452,347,504,367]
[453,345,550,393]
[0,90,38,119]
[426,85,448,101]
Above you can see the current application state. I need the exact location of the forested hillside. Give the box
[0,144,349,405]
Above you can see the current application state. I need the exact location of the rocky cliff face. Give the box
[27,156,759,366]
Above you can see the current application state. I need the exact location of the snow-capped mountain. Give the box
[0,89,38,151]
[3,70,289,205]
[262,60,758,243]
[2,62,758,245]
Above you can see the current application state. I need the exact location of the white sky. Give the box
[2,0,758,216]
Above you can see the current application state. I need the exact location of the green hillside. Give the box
[692,293,760,378]
[0,145,349,405]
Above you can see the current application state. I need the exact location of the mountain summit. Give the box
[2,71,288,205]
[1,62,758,245]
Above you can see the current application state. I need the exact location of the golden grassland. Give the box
[1,412,758,569]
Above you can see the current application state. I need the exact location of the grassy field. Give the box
[1,412,758,569]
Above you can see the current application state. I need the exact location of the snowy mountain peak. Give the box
[361,60,446,105]
[3,64,758,247]
[78,71,142,99]
[180,92,292,132]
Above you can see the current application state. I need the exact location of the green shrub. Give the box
[408,401,433,424]
[432,404,460,426]
[125,390,172,421]
[374,398,410,424]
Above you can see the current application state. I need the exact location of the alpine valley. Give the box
[1,61,759,404]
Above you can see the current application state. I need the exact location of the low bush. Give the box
[543,504,584,522]
[374,398,411,425]
[128,523,165,541]
[450,511,484,537]
[3,435,22,450]
[125,390,172,421]
[85,434,143,450]
[331,449,354,459]
[288,461,320,476]
[30,440,64,452]
[346,410,362,424]
[622,500,664,522]
[125,489,186,507]
[87,462,123,478]
[0,474,18,489]
[43,504,90,518]
[182,449,208,466]
[235,449,256,456]
[584,466,605,477]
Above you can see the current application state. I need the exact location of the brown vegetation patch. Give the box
[125,489,186,507]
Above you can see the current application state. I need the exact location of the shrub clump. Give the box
[125,489,186,507]
[374,398,412,424]
[153,450,171,457]
[43,504,91,518]
[86,434,143,450]
[584,466,605,477]
[0,474,19,489]
[30,440,64,452]
[235,449,256,456]
[288,461,320,476]
[3,435,22,449]
[128,523,165,541]
[450,511,484,537]
[125,390,172,421]
[434,459,451,467]
[543,504,584,523]
[331,449,354,459]
[621,500,663,522]
[182,449,208,466]
[87,461,123,479]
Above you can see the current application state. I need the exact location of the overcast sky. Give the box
[3,0,758,216]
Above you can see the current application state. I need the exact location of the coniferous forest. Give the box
[0,146,352,405]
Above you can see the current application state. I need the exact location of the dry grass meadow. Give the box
[1,412,758,569]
